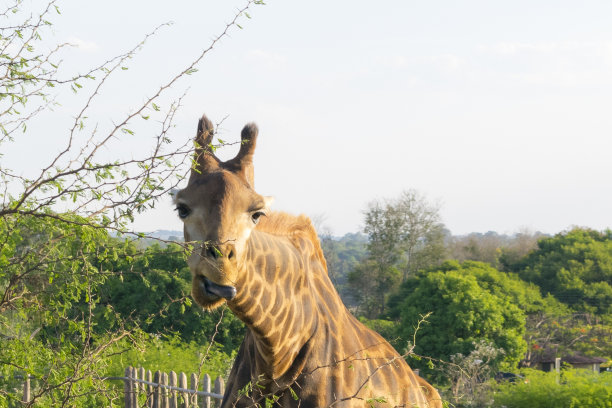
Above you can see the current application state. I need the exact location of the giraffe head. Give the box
[174,114,273,309]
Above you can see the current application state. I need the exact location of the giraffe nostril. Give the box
[227,248,235,259]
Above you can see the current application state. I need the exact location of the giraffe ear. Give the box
[192,114,220,177]
[223,122,258,186]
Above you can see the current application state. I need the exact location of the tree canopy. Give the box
[507,228,612,315]
[389,261,531,380]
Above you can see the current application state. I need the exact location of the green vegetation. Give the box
[0,215,239,406]
[335,191,612,407]
[104,335,235,380]
[507,228,612,315]
[493,369,612,408]
[1,4,610,405]
[390,261,528,380]
[6,189,609,406]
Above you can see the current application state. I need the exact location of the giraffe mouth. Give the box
[198,275,237,300]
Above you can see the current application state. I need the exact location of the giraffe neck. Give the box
[228,229,319,381]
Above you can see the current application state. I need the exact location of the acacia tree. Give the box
[0,1,261,405]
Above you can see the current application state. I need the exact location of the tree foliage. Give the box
[524,312,612,366]
[0,214,134,406]
[390,261,529,381]
[507,228,612,315]
[98,243,245,353]
[347,260,400,318]
[448,229,545,270]
[319,232,367,307]
[350,190,446,317]
[364,189,446,282]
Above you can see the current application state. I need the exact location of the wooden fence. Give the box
[120,366,225,408]
[17,367,225,408]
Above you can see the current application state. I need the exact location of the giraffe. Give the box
[174,114,442,408]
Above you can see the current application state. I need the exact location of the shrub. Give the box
[493,369,612,408]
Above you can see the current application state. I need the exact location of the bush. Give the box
[493,369,612,408]
[104,334,235,380]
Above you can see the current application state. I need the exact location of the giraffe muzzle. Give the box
[198,275,237,300]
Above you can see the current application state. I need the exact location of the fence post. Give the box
[153,371,162,408]
[190,373,198,407]
[22,374,30,404]
[163,372,171,408]
[179,372,188,408]
[132,367,139,408]
[133,367,139,405]
[201,374,211,408]
[169,371,178,408]
[147,370,154,408]
[124,367,133,408]
[138,367,146,407]
[213,377,224,408]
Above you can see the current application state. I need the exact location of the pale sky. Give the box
[10,0,612,236]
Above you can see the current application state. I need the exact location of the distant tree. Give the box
[394,190,447,280]
[448,229,545,269]
[497,229,546,270]
[347,259,400,318]
[507,228,612,315]
[319,232,368,308]
[364,189,446,283]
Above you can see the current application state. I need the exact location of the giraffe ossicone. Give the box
[174,114,442,407]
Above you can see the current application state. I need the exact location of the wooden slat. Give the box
[201,374,211,408]
[153,371,161,408]
[213,377,225,408]
[179,372,188,408]
[169,371,178,408]
[162,372,170,408]
[138,367,146,407]
[146,370,154,408]
[190,373,198,407]
[124,367,133,408]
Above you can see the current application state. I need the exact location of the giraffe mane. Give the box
[255,212,328,269]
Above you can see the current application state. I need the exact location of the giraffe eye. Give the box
[175,203,191,219]
[251,211,265,224]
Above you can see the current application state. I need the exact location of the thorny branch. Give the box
[1,0,263,405]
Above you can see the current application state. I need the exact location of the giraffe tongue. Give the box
[201,276,237,300]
